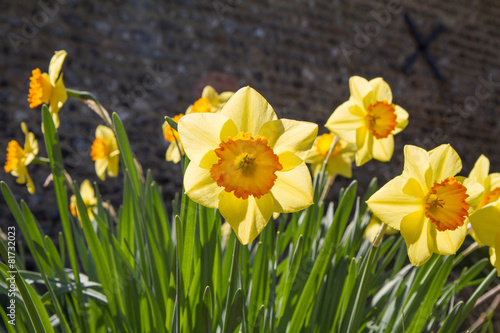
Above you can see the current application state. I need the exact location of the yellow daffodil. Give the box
[90,125,119,181]
[305,132,355,178]
[466,155,500,246]
[186,85,234,114]
[469,200,500,275]
[366,144,483,266]
[4,123,39,194]
[468,155,500,275]
[70,179,97,221]
[178,86,318,244]
[163,114,185,163]
[27,50,67,128]
[326,76,409,166]
[364,215,398,243]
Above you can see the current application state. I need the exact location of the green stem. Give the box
[31,156,50,165]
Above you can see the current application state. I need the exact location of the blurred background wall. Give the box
[1,0,499,236]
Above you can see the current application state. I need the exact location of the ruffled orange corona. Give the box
[366,100,397,139]
[190,98,211,113]
[210,132,283,199]
[91,125,119,181]
[424,177,470,232]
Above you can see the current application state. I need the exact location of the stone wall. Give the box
[1,0,500,236]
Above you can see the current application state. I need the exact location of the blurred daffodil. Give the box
[364,215,398,243]
[90,125,119,181]
[4,123,39,194]
[70,180,97,221]
[305,132,355,178]
[163,114,185,163]
[186,85,234,114]
[178,86,317,244]
[326,76,408,166]
[366,145,482,266]
[28,50,67,128]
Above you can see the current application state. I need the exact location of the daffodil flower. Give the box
[27,50,67,128]
[163,114,185,163]
[186,85,234,114]
[70,179,97,221]
[305,132,355,178]
[90,125,119,181]
[326,76,409,166]
[178,86,318,244]
[4,123,39,194]
[366,144,483,266]
[468,155,500,275]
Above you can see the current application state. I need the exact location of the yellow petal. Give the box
[469,155,489,185]
[218,92,234,104]
[80,180,95,202]
[370,134,394,162]
[48,74,67,118]
[469,202,500,247]
[393,105,409,134]
[277,151,303,172]
[400,211,432,266]
[166,142,183,163]
[96,125,114,140]
[218,191,273,244]
[178,113,238,166]
[107,155,119,178]
[355,126,372,166]
[259,119,317,157]
[95,158,108,181]
[25,170,35,194]
[271,163,313,213]
[431,223,467,255]
[349,76,373,108]
[402,145,432,191]
[220,86,278,136]
[22,123,39,165]
[428,144,462,183]
[366,175,423,230]
[488,173,500,191]
[184,162,222,209]
[201,85,218,104]
[326,153,354,178]
[369,77,392,103]
[325,101,363,144]
[48,50,67,86]
[461,177,484,209]
[490,238,499,275]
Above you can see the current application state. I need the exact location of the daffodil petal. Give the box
[370,135,394,162]
[369,77,392,103]
[349,76,373,108]
[402,145,432,191]
[218,92,234,104]
[366,175,423,230]
[178,113,238,166]
[393,105,409,134]
[400,211,432,266]
[96,125,114,140]
[491,238,499,275]
[461,177,484,209]
[48,50,67,86]
[428,144,462,183]
[107,155,119,178]
[271,163,313,213]
[430,223,467,255]
[81,180,95,201]
[220,86,277,136]
[201,85,218,104]
[166,141,182,163]
[218,191,273,244]
[355,126,372,166]
[325,101,363,144]
[95,159,108,181]
[49,74,67,117]
[469,155,489,185]
[259,119,318,161]
[184,162,222,209]
[277,151,303,171]
[488,173,500,191]
[327,153,354,178]
[25,170,35,194]
[469,202,500,246]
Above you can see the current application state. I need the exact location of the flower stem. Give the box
[372,223,387,248]
[32,156,50,165]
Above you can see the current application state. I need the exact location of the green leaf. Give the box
[225,288,243,333]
